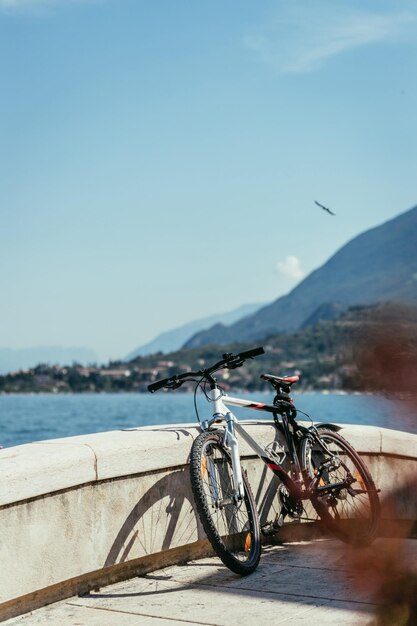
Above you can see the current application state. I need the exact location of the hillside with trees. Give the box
[1,303,415,394]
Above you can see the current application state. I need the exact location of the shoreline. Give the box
[0,388,378,396]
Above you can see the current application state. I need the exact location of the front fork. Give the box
[203,387,245,502]
[223,412,245,501]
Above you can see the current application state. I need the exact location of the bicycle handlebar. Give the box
[147,346,265,393]
[236,346,265,360]
[147,370,200,393]
[147,376,176,393]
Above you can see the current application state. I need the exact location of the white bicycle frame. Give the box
[202,388,281,502]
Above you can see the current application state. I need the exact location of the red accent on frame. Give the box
[267,462,283,472]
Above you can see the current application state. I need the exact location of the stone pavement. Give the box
[8,538,412,626]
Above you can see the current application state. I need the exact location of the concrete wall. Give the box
[1,422,416,621]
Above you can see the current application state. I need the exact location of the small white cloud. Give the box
[276,255,304,281]
[245,3,416,74]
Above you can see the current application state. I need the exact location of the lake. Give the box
[0,391,415,448]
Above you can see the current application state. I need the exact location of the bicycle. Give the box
[148,346,380,576]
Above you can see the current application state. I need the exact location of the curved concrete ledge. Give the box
[1,422,416,621]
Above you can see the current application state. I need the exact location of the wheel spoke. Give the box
[301,430,380,544]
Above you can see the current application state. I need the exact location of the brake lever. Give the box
[226,357,244,370]
[166,377,183,390]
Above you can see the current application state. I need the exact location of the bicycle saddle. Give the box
[260,373,299,391]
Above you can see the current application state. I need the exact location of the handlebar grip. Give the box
[147,377,172,393]
[237,346,265,360]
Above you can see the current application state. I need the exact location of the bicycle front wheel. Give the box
[300,429,380,545]
[190,430,261,575]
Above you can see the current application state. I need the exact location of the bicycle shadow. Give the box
[104,426,312,570]
[104,467,204,568]
[103,464,286,570]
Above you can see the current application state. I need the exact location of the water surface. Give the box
[0,391,415,448]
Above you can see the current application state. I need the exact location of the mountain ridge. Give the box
[185,205,417,348]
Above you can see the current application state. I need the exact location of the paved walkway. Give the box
[8,538,411,626]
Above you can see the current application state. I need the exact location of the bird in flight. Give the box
[315,200,336,216]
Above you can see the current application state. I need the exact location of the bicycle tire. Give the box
[300,429,380,545]
[190,430,261,575]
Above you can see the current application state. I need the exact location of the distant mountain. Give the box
[185,205,417,348]
[126,302,264,359]
[0,346,98,374]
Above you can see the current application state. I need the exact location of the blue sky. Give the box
[1,0,417,362]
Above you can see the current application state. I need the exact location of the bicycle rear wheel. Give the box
[300,429,380,544]
[190,430,261,575]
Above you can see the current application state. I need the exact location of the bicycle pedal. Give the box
[261,522,281,536]
[261,513,285,536]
